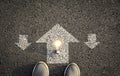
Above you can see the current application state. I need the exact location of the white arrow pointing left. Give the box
[15,35,31,50]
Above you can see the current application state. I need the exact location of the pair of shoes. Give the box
[32,61,80,76]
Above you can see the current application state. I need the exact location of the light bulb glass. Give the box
[52,38,63,50]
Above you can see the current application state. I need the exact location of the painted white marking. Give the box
[15,35,31,50]
[36,24,79,64]
[84,34,100,49]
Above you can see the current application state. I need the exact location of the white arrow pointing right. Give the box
[84,34,100,49]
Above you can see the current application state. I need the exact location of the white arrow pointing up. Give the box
[15,35,31,50]
[84,34,100,49]
[36,24,79,64]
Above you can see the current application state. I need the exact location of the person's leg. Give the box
[64,63,80,76]
[32,61,49,76]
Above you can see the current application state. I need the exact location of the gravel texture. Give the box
[0,0,120,76]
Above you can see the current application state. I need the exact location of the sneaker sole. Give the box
[32,61,49,76]
[64,63,80,76]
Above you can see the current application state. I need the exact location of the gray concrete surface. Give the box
[0,0,120,76]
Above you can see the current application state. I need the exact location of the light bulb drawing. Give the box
[52,38,63,54]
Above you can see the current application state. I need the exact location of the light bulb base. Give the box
[54,50,60,54]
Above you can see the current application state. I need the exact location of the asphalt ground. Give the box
[0,0,120,76]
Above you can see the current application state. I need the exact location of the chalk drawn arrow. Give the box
[36,24,79,64]
[15,35,31,50]
[84,34,100,49]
